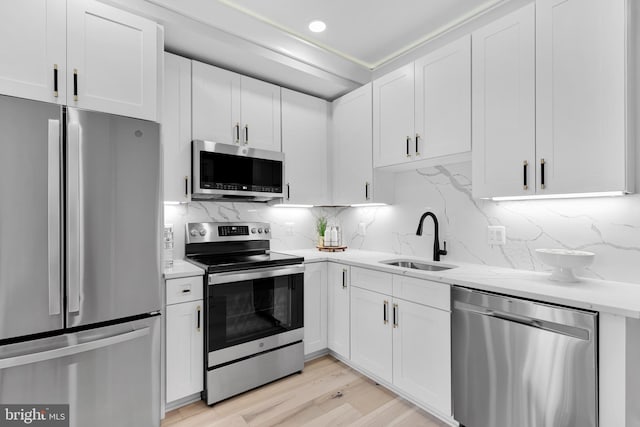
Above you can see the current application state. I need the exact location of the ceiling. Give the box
[104,0,515,99]
[218,0,504,69]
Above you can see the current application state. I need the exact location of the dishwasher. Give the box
[452,286,598,427]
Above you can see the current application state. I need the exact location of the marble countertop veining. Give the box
[281,249,640,319]
[163,259,205,279]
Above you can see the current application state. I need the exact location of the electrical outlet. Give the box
[285,222,294,236]
[488,225,506,246]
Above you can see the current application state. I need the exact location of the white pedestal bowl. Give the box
[535,249,595,283]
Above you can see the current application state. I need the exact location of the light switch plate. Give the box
[488,225,506,246]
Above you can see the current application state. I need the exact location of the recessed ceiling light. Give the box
[308,20,326,33]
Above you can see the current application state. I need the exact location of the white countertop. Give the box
[163,259,204,279]
[280,249,640,319]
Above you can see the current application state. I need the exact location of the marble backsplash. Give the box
[165,161,640,284]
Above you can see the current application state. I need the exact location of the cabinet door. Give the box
[162,53,191,203]
[281,89,329,205]
[191,61,241,144]
[327,263,350,359]
[166,300,203,403]
[471,4,535,199]
[536,0,627,194]
[415,35,471,160]
[331,83,374,205]
[0,0,66,104]
[373,63,415,167]
[393,299,451,416]
[350,287,392,383]
[67,0,158,121]
[240,76,281,151]
[303,262,328,356]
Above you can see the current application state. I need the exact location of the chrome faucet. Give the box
[416,211,448,262]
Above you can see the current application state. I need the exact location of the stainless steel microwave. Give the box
[191,140,285,202]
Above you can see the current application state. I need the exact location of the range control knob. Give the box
[190,229,198,237]
[264,228,270,234]
[199,229,207,236]
[257,228,263,234]
[251,228,257,234]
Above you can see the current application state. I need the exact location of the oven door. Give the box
[192,140,284,201]
[207,265,304,367]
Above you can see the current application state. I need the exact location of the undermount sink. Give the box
[380,259,457,272]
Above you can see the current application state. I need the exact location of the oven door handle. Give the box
[208,264,305,285]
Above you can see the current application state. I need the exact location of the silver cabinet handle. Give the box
[184,175,189,198]
[197,306,201,331]
[48,119,61,316]
[406,136,411,157]
[235,123,240,144]
[0,327,149,370]
[67,121,82,313]
[365,182,370,201]
[342,268,348,289]
[523,160,529,190]
[415,133,420,156]
[244,124,249,145]
[286,183,290,200]
[540,158,546,189]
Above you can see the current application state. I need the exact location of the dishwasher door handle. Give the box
[454,301,591,341]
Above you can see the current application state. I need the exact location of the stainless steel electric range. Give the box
[185,222,305,405]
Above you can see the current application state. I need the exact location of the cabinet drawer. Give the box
[351,267,392,295]
[392,275,450,311]
[166,276,203,305]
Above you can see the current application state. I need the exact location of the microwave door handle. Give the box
[48,119,61,316]
[67,120,82,313]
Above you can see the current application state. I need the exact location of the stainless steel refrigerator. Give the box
[0,94,162,426]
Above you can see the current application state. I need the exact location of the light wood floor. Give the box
[162,356,447,427]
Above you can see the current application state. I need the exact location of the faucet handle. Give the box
[440,241,448,256]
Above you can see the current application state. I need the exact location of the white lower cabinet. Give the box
[327,263,350,359]
[165,278,203,405]
[349,267,452,416]
[350,286,392,383]
[392,298,451,415]
[303,262,328,356]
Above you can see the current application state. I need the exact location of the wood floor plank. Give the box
[161,356,448,427]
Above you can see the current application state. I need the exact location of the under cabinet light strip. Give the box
[489,191,626,202]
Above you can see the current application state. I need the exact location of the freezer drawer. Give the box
[0,316,160,427]
[452,287,597,427]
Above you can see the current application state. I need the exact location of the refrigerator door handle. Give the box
[48,119,61,316]
[0,327,150,370]
[67,121,82,313]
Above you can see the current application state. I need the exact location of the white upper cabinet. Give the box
[472,4,536,199]
[373,36,471,170]
[0,0,66,104]
[192,61,281,151]
[415,36,471,161]
[162,53,191,203]
[373,64,415,167]
[240,76,281,151]
[536,0,629,195]
[331,83,393,205]
[473,0,631,199]
[67,0,158,121]
[0,0,158,120]
[281,89,329,205]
